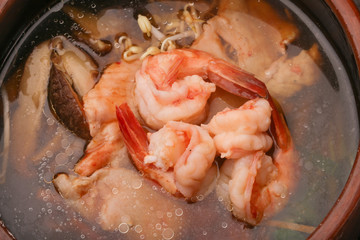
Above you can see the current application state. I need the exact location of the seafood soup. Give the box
[0,0,358,239]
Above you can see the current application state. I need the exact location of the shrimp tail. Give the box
[116,103,179,196]
[116,103,149,170]
[207,59,290,150]
[208,60,267,99]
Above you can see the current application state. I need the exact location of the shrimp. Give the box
[74,61,141,176]
[203,98,273,159]
[135,49,216,129]
[116,103,216,199]
[163,47,298,224]
[205,98,297,225]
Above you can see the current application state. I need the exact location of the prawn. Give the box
[74,61,140,176]
[135,48,279,130]
[142,48,297,224]
[205,98,297,225]
[116,103,216,199]
[135,49,217,130]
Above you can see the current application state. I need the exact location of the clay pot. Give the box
[0,0,359,239]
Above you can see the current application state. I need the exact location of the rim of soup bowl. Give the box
[0,0,359,239]
[308,0,360,239]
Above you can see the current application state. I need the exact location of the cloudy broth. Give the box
[0,0,358,239]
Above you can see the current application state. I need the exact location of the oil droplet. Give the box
[90,3,96,8]
[80,234,85,239]
[77,13,84,19]
[167,212,172,218]
[65,148,74,156]
[196,194,204,201]
[47,118,55,126]
[43,172,53,183]
[112,188,119,195]
[135,225,143,233]
[61,139,70,148]
[203,231,207,235]
[46,150,53,158]
[175,208,183,216]
[221,222,228,228]
[119,223,130,234]
[155,223,162,230]
[162,228,174,240]
[226,205,233,212]
[55,153,68,165]
[132,179,142,189]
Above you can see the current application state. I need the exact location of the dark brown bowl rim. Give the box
[0,0,359,239]
[309,0,360,239]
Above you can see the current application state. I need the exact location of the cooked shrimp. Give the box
[194,52,298,224]
[116,103,216,199]
[74,61,140,176]
[217,143,297,225]
[205,98,297,225]
[203,98,273,159]
[135,49,216,129]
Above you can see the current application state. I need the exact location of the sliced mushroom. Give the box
[48,62,91,140]
[48,36,98,139]
[50,36,98,98]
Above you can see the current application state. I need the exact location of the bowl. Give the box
[0,0,359,239]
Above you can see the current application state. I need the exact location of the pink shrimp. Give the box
[135,49,285,134]
[135,49,217,130]
[137,48,296,224]
[74,61,140,176]
[205,98,297,225]
[116,103,216,199]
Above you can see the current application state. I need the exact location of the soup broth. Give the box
[0,0,358,239]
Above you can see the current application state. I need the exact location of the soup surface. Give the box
[0,0,359,239]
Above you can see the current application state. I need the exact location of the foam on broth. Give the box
[0,0,358,239]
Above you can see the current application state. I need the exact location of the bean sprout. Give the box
[151,26,166,41]
[126,3,203,61]
[161,31,194,52]
[138,14,152,37]
[123,46,143,62]
[118,35,132,50]
[183,3,203,38]
[140,46,161,60]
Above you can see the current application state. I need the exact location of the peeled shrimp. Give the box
[203,98,273,159]
[205,98,297,225]
[135,49,216,129]
[75,61,140,176]
[116,103,216,199]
